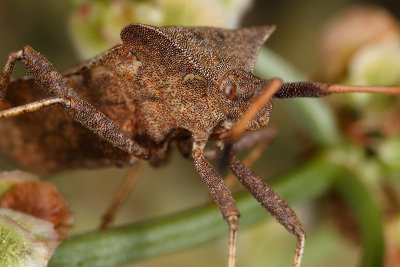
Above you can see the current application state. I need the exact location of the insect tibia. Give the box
[0,50,24,101]
[67,98,150,159]
[18,46,78,98]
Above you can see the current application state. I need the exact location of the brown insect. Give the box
[0,23,399,267]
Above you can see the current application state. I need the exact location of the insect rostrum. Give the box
[1,23,399,267]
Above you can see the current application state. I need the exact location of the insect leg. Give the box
[100,160,142,229]
[224,142,270,188]
[192,140,240,267]
[276,81,400,98]
[231,127,277,153]
[222,127,277,188]
[0,47,78,99]
[204,127,277,160]
[0,50,23,100]
[66,97,149,158]
[0,46,149,159]
[229,156,305,267]
[0,97,69,118]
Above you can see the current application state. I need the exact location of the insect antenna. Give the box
[218,80,400,175]
[276,81,400,98]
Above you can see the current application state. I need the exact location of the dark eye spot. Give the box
[223,82,238,100]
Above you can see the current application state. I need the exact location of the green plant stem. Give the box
[49,155,339,267]
[335,171,384,267]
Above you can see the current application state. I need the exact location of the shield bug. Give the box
[0,23,399,267]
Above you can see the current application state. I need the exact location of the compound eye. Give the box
[222,82,238,100]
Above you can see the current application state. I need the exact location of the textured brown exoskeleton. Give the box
[1,24,400,267]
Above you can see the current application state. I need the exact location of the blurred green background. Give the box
[0,0,400,266]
